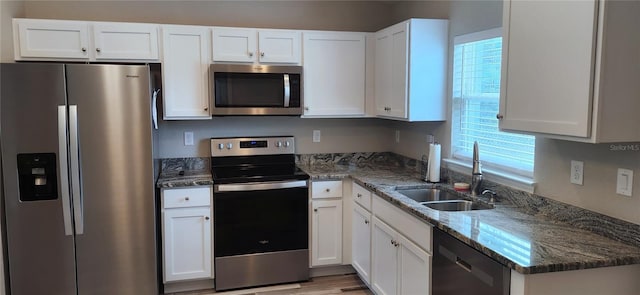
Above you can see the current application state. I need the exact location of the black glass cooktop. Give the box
[211,154,309,184]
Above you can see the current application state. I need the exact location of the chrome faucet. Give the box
[470,141,483,197]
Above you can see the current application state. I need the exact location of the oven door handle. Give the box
[215,180,308,192]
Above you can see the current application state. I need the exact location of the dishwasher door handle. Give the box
[455,257,473,272]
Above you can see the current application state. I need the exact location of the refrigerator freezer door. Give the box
[1,63,78,295]
[64,64,157,295]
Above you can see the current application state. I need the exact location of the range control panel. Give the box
[210,136,295,157]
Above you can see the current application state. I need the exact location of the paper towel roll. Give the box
[427,143,441,182]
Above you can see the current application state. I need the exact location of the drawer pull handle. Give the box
[364,220,369,224]
[325,188,330,192]
[185,197,189,201]
[314,208,318,212]
[205,216,210,220]
[357,193,362,198]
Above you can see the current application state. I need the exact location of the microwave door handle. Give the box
[283,74,290,107]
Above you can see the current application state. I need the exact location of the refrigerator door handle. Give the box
[69,105,84,235]
[58,106,74,236]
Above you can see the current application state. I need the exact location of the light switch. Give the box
[313,130,321,143]
[616,168,633,197]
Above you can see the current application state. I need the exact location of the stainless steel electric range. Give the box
[210,136,310,291]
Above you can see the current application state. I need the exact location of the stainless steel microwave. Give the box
[209,64,303,116]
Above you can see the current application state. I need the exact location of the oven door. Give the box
[213,180,309,290]
[214,180,308,257]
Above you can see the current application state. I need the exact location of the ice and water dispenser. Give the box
[17,153,58,201]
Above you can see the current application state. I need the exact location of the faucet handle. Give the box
[481,189,498,204]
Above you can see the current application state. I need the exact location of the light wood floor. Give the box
[170,274,373,295]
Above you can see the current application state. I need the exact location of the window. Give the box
[451,28,535,178]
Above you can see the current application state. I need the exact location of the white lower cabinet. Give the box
[161,186,213,283]
[369,193,432,295]
[397,233,430,295]
[371,217,430,295]
[310,180,344,267]
[311,199,343,266]
[371,218,399,295]
[352,203,372,284]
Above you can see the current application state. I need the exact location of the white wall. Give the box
[0,1,25,62]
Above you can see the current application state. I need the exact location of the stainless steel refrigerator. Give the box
[0,63,158,295]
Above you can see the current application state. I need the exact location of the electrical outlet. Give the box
[616,168,633,197]
[313,130,321,143]
[395,130,400,143]
[570,160,584,185]
[184,131,194,146]
[426,134,435,143]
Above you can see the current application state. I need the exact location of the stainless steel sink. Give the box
[421,200,494,211]
[396,188,494,211]
[396,188,462,202]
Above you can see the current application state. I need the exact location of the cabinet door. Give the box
[92,22,159,60]
[499,0,597,137]
[161,26,211,119]
[14,19,90,60]
[352,204,372,284]
[375,22,408,119]
[374,29,393,117]
[398,234,430,295]
[302,32,365,117]
[258,30,301,64]
[311,199,343,266]
[371,217,398,295]
[388,22,409,119]
[212,27,257,62]
[163,207,212,282]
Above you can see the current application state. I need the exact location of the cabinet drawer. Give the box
[163,186,211,208]
[352,183,372,210]
[311,180,343,199]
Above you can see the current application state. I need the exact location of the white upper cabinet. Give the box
[212,27,301,64]
[14,19,90,60]
[13,18,159,62]
[374,19,448,121]
[302,31,366,117]
[161,25,211,120]
[500,0,640,142]
[212,28,256,62]
[91,22,159,60]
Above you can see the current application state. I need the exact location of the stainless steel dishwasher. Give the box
[432,229,511,295]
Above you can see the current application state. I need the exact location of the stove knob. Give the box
[218,143,224,150]
[227,143,233,149]
[283,141,290,148]
[275,141,282,148]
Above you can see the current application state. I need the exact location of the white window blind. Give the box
[451,28,535,178]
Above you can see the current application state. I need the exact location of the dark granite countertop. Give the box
[298,163,640,275]
[155,158,640,275]
[156,169,213,188]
